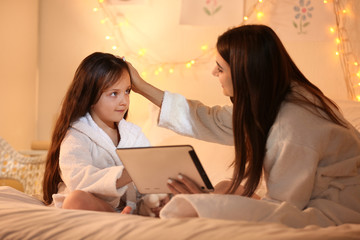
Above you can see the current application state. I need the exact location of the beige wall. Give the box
[37,0,113,143]
[0,0,39,150]
[36,0,349,145]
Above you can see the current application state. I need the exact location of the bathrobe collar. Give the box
[70,113,134,162]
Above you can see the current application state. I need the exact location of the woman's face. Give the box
[212,51,233,97]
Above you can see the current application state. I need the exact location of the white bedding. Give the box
[1,186,360,240]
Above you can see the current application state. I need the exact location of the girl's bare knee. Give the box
[62,190,115,212]
[62,190,92,210]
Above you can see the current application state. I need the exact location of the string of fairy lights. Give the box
[332,0,360,101]
[92,0,263,78]
[92,0,360,101]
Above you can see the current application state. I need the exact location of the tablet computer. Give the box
[116,145,214,194]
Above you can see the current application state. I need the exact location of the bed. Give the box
[1,100,360,240]
[1,186,360,240]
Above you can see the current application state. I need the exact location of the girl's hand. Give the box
[167,174,206,194]
[116,169,132,188]
[120,206,132,214]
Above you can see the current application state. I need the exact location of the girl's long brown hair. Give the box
[216,25,346,197]
[42,52,130,204]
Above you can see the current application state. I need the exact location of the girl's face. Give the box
[91,71,131,129]
[212,51,233,97]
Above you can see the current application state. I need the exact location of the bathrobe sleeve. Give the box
[59,129,127,201]
[158,91,234,145]
[264,140,319,209]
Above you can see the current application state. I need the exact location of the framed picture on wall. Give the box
[180,0,244,26]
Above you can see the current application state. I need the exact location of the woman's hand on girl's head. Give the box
[125,61,145,94]
[125,60,165,107]
[167,174,206,194]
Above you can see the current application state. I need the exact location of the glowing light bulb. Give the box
[138,48,146,56]
[118,20,129,27]
[257,12,264,19]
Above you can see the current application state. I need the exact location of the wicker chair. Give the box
[0,136,46,198]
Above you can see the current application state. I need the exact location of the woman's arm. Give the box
[127,61,234,145]
[127,61,164,107]
[168,174,260,199]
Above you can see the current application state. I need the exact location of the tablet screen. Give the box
[116,145,214,194]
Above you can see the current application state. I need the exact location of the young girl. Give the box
[43,52,150,213]
[127,25,360,227]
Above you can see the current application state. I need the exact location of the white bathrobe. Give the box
[158,91,360,228]
[53,113,150,209]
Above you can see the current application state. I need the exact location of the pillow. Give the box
[0,186,44,206]
[0,178,24,192]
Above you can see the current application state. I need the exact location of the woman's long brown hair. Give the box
[216,25,346,197]
[42,52,130,204]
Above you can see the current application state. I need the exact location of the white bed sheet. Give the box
[1,186,360,240]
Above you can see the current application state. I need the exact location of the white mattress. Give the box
[1,186,359,240]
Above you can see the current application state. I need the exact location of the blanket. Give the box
[1,186,360,240]
[160,193,360,228]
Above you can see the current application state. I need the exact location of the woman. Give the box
[127,24,360,227]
